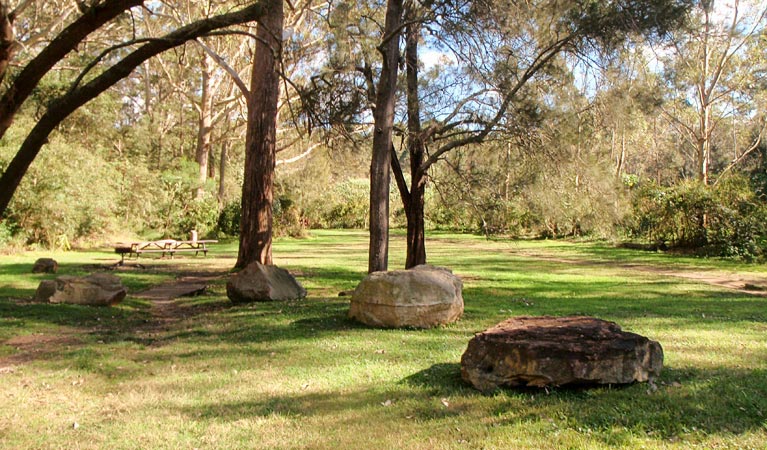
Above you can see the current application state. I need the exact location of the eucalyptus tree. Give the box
[0,1,269,218]
[659,0,767,185]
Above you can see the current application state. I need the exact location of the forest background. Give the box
[0,0,766,261]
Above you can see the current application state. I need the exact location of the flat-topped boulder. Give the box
[33,273,127,306]
[461,316,663,391]
[349,265,463,328]
[227,262,306,303]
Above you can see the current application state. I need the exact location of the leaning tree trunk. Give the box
[0,0,143,141]
[0,2,267,218]
[368,0,404,273]
[235,0,283,269]
[403,18,426,269]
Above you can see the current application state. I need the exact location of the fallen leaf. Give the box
[301,383,310,390]
[374,349,385,354]
[441,398,449,408]
[381,399,392,407]
[72,422,79,430]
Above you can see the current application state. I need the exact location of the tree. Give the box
[0,1,268,218]
[387,0,692,268]
[367,0,405,273]
[660,0,767,185]
[235,0,284,268]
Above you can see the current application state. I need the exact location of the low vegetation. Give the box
[1,230,766,449]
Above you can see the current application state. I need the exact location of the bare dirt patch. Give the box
[1,267,229,370]
[0,331,83,371]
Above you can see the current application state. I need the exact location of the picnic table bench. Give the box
[114,239,218,262]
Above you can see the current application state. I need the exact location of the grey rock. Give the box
[34,273,127,306]
[227,262,306,303]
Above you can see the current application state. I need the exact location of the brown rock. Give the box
[32,258,58,273]
[349,265,463,328]
[227,262,306,303]
[34,273,127,306]
[461,316,663,391]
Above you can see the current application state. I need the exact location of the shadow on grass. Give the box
[170,363,767,444]
[401,362,467,394]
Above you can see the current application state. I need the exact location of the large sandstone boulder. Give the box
[33,273,127,306]
[461,316,663,391]
[227,262,306,303]
[349,265,463,328]
[32,258,58,273]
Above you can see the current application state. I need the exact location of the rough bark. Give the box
[0,0,143,140]
[235,0,283,269]
[0,2,266,217]
[403,18,426,269]
[0,3,16,83]
[368,0,404,273]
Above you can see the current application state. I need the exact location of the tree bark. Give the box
[0,4,17,83]
[195,52,214,199]
[235,0,283,269]
[403,17,426,269]
[0,2,266,217]
[368,0,404,273]
[218,140,228,207]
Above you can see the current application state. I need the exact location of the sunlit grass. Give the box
[1,230,766,449]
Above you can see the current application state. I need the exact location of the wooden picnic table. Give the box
[115,239,218,262]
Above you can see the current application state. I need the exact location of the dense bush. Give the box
[312,178,370,229]
[625,176,767,260]
[216,195,307,239]
[3,138,123,247]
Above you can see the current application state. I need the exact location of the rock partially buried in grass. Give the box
[461,316,663,392]
[227,262,307,303]
[32,258,58,273]
[33,273,127,306]
[349,265,463,328]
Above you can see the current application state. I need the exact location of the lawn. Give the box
[1,230,766,449]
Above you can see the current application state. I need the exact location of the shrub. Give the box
[626,176,767,260]
[217,201,242,237]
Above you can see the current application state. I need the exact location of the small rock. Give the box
[32,258,58,274]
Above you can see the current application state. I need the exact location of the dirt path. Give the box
[514,250,767,296]
[0,271,227,371]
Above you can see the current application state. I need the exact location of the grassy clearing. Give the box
[1,230,766,449]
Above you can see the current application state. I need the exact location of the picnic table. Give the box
[115,239,218,262]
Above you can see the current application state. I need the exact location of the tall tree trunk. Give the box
[0,4,16,83]
[404,17,426,269]
[195,53,214,199]
[235,0,283,269]
[368,0,404,273]
[218,140,228,208]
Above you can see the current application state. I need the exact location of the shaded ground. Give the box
[2,249,765,373]
[514,250,767,296]
[0,268,227,370]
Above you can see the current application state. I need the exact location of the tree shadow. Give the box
[400,362,469,395]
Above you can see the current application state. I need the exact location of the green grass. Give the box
[1,230,766,449]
